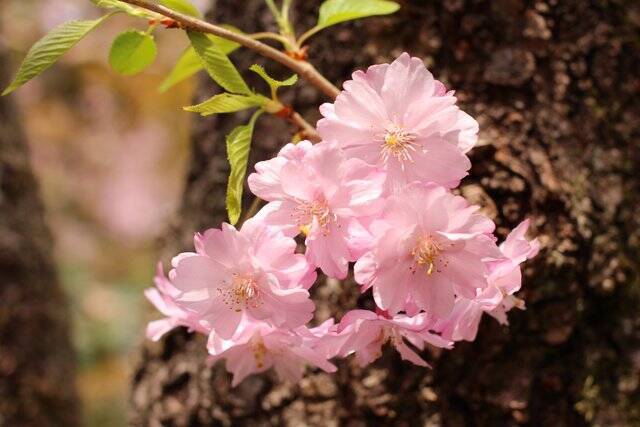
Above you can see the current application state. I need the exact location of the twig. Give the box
[289,111,320,142]
[120,0,340,99]
[274,105,321,142]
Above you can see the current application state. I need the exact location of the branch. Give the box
[120,0,340,99]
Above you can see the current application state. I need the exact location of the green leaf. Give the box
[249,64,298,91]
[2,15,112,95]
[208,26,244,55]
[158,29,241,92]
[187,31,250,95]
[317,0,399,28]
[184,93,266,115]
[91,0,158,19]
[300,0,399,43]
[226,111,262,225]
[158,0,201,17]
[109,30,157,75]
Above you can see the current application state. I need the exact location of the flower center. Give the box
[291,199,334,236]
[377,125,417,164]
[251,336,268,368]
[218,273,261,312]
[411,236,445,275]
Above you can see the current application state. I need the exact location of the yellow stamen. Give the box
[378,124,417,164]
[252,338,267,368]
[291,199,334,236]
[411,235,445,276]
[385,133,399,147]
[299,224,311,236]
[218,273,261,311]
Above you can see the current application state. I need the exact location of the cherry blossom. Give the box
[355,182,502,317]
[144,262,210,341]
[434,219,540,341]
[331,310,452,367]
[207,318,337,387]
[317,52,478,192]
[248,141,384,279]
[164,219,316,339]
[143,54,539,388]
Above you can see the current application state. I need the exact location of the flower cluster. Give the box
[145,53,538,386]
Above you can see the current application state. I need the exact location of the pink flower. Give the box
[144,262,210,341]
[485,218,540,323]
[434,219,540,341]
[317,52,478,192]
[207,319,337,387]
[248,141,384,279]
[332,310,452,367]
[431,288,501,342]
[354,183,501,317]
[165,219,316,339]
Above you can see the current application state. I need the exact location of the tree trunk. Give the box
[130,1,640,425]
[0,32,80,427]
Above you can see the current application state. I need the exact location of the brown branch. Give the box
[121,0,340,99]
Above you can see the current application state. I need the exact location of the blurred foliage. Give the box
[1,0,206,424]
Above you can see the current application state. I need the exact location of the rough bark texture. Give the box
[130,1,640,425]
[0,34,80,427]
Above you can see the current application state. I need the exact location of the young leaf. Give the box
[226,111,263,224]
[299,0,399,44]
[158,0,201,17]
[2,15,112,95]
[187,31,251,95]
[184,93,266,116]
[92,0,158,19]
[109,30,157,75]
[249,64,298,92]
[318,0,399,28]
[159,29,241,93]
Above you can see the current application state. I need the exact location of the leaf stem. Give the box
[263,0,281,20]
[145,22,157,35]
[296,26,321,47]
[250,32,293,48]
[119,0,340,99]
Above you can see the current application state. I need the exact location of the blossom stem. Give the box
[119,0,340,99]
[240,197,264,226]
[289,111,321,142]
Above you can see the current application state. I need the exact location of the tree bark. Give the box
[0,32,80,427]
[130,1,640,425]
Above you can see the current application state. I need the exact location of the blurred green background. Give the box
[1,0,208,424]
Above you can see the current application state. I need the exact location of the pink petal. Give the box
[290,345,337,373]
[394,339,430,367]
[146,318,179,341]
[305,221,351,279]
[172,255,228,294]
[413,273,455,318]
[371,262,412,314]
[253,200,300,237]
